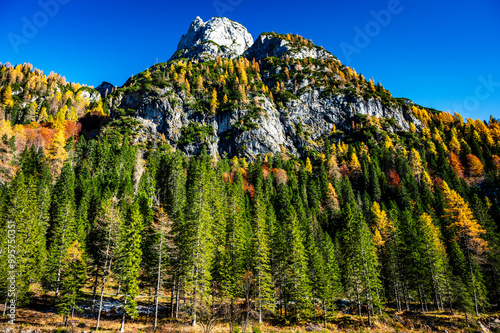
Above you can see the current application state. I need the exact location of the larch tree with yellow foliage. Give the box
[349,152,362,174]
[305,157,313,174]
[442,181,488,315]
[2,85,13,108]
[56,240,87,325]
[46,130,68,176]
[418,213,450,311]
[409,148,424,183]
[466,154,484,178]
[210,88,218,114]
[325,182,339,211]
[371,202,405,312]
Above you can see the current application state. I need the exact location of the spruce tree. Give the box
[2,171,45,305]
[94,196,121,331]
[115,200,143,332]
[45,162,77,298]
[183,154,214,325]
[340,180,381,324]
[56,240,87,325]
[442,181,488,315]
[251,176,274,322]
[221,168,250,325]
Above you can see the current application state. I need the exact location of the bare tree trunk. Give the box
[95,240,112,331]
[120,299,127,332]
[466,241,480,316]
[323,302,327,328]
[91,268,100,314]
[170,278,176,318]
[366,291,372,326]
[55,212,70,299]
[155,223,165,329]
[175,283,180,319]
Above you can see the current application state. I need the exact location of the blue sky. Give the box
[1,0,499,120]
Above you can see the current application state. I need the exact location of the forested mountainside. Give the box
[0,16,499,332]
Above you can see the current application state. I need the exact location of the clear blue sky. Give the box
[1,0,499,120]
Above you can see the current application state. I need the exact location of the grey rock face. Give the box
[110,85,420,160]
[109,17,422,159]
[170,17,254,62]
[96,81,116,98]
[245,34,334,61]
[78,88,101,103]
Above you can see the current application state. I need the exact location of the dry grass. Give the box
[0,304,498,333]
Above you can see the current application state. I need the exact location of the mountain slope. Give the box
[107,17,421,159]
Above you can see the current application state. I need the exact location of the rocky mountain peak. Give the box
[96,81,116,98]
[169,17,254,62]
[245,32,334,61]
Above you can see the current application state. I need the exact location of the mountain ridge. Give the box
[103,16,422,159]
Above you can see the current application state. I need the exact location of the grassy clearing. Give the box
[0,305,498,333]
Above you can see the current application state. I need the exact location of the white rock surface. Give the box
[245,33,334,61]
[170,17,254,61]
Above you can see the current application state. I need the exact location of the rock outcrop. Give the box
[245,33,334,61]
[169,17,254,62]
[110,85,420,160]
[96,81,116,98]
[108,17,423,160]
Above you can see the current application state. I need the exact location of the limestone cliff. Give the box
[107,17,422,160]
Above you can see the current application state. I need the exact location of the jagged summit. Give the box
[170,17,335,63]
[96,81,116,98]
[105,17,424,159]
[169,17,254,62]
[245,32,334,61]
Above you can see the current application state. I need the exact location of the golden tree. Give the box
[466,154,484,177]
[409,148,424,181]
[325,182,339,211]
[2,85,13,108]
[449,151,464,178]
[442,181,488,315]
[210,88,218,114]
[305,157,312,174]
[371,202,393,247]
[349,152,361,174]
[492,155,500,175]
[46,130,68,176]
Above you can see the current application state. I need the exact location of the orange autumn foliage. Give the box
[493,155,500,174]
[449,151,464,178]
[466,153,484,177]
[387,169,401,189]
[64,120,82,139]
[262,163,271,180]
[272,168,287,186]
[39,127,56,147]
[243,179,255,199]
[442,181,488,258]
